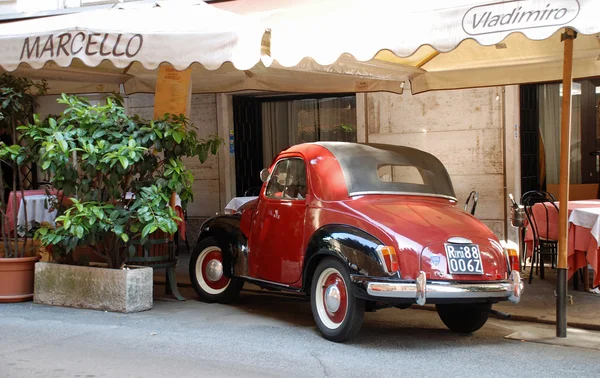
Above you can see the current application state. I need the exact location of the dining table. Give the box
[4,189,187,239]
[224,196,258,214]
[524,199,600,291]
[4,189,60,234]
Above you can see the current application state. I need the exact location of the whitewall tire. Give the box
[310,257,365,342]
[189,237,243,303]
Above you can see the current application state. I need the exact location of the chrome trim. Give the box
[325,284,342,313]
[233,245,249,276]
[366,270,523,305]
[447,236,473,244]
[415,271,426,306]
[238,276,293,288]
[205,259,223,282]
[503,248,512,275]
[508,271,523,304]
[348,191,457,202]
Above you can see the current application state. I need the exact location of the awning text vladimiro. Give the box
[463,0,580,35]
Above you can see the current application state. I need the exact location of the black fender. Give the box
[196,215,249,278]
[302,224,400,292]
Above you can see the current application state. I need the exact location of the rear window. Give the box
[377,164,425,185]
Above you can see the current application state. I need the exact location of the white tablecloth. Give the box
[17,194,57,235]
[569,207,600,245]
[225,196,258,213]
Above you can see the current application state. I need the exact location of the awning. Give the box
[0,1,263,72]
[0,1,407,95]
[252,0,600,93]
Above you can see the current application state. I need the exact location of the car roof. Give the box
[281,142,455,201]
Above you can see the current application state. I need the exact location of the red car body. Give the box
[190,142,523,341]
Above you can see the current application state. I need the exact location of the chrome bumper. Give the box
[366,270,523,306]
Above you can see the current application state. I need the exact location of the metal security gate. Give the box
[232,96,264,197]
[520,84,540,195]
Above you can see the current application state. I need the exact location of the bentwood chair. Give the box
[244,186,262,196]
[521,190,558,284]
[464,190,479,216]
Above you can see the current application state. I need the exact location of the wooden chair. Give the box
[127,230,184,301]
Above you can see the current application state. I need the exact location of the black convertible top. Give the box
[315,142,456,200]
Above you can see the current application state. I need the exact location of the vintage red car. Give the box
[189,142,523,342]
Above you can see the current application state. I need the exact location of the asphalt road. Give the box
[1,286,598,378]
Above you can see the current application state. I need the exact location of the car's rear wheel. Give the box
[189,237,243,303]
[436,303,492,333]
[311,257,365,342]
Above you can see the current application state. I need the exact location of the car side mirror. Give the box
[260,168,270,183]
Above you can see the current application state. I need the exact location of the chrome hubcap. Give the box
[205,259,223,282]
[324,283,341,313]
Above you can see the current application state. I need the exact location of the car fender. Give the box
[197,215,249,278]
[302,224,399,291]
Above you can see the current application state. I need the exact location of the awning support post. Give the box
[557,27,577,338]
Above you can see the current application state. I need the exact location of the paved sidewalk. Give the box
[4,288,600,378]
[160,253,600,330]
[494,270,600,330]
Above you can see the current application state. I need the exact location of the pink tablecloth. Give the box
[4,190,186,240]
[4,189,60,233]
[524,200,600,287]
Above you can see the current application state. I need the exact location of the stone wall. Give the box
[364,87,505,238]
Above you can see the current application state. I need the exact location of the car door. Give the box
[249,157,308,284]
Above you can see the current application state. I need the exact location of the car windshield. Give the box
[316,142,456,200]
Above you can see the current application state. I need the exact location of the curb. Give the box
[409,304,600,332]
[155,279,600,332]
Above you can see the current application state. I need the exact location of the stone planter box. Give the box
[34,262,152,313]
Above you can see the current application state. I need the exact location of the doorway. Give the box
[519,78,600,199]
[232,93,357,197]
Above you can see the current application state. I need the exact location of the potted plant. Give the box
[0,74,47,303]
[15,94,221,312]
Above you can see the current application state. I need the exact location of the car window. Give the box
[265,159,307,200]
[377,164,425,185]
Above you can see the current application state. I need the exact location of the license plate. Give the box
[444,243,484,275]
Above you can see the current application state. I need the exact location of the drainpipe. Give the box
[501,86,508,241]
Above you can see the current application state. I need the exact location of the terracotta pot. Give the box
[0,239,43,258]
[0,255,42,303]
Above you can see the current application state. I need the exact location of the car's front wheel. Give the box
[189,237,243,303]
[436,303,492,333]
[310,257,365,342]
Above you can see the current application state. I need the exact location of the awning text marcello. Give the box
[20,33,143,60]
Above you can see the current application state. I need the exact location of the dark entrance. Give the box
[519,84,540,195]
[232,93,357,197]
[232,96,263,197]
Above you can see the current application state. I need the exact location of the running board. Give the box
[239,276,303,294]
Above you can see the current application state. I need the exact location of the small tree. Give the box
[0,73,47,258]
[16,94,221,268]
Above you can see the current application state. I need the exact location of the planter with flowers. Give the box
[0,74,48,303]
[11,93,220,312]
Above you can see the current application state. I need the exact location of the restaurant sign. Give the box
[19,32,143,61]
[462,0,580,35]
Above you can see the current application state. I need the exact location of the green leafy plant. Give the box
[14,94,222,268]
[0,73,48,258]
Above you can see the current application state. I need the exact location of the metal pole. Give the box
[557,28,577,338]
